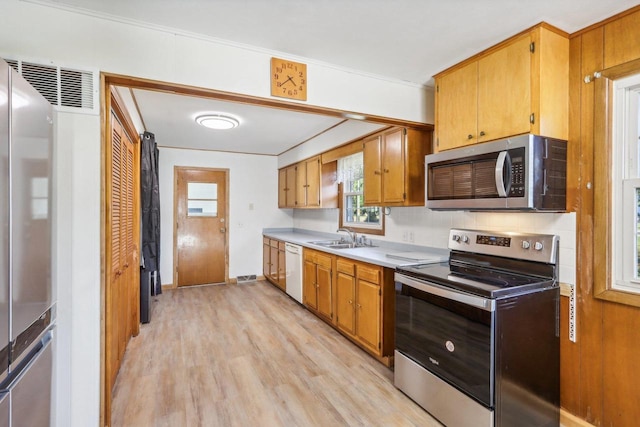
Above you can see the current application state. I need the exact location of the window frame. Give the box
[337,152,385,236]
[593,60,640,307]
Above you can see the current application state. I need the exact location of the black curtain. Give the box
[140,131,162,295]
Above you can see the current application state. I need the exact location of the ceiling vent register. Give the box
[4,58,97,113]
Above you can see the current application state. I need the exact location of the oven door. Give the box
[395,273,495,407]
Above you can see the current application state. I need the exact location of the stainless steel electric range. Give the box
[394,229,560,427]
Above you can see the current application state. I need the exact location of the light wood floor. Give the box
[111,280,442,426]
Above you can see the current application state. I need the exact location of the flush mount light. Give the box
[195,114,240,130]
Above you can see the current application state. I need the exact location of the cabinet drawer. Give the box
[337,259,355,275]
[278,241,286,251]
[270,239,279,248]
[316,252,333,269]
[263,236,270,245]
[357,265,380,284]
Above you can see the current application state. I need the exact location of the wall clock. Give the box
[271,57,307,101]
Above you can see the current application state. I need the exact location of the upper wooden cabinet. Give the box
[278,165,297,208]
[278,157,337,209]
[296,156,321,208]
[363,127,431,206]
[434,23,569,151]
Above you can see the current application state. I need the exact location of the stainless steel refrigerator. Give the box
[0,59,55,427]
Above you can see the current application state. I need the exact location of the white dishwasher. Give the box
[285,243,303,303]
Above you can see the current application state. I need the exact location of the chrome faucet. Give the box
[337,227,357,244]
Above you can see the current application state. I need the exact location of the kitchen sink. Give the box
[308,240,376,250]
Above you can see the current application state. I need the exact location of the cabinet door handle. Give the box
[479,131,486,137]
[374,170,381,175]
[467,134,473,140]
[384,169,389,173]
[348,300,353,305]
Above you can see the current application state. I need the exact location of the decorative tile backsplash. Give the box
[293,207,577,285]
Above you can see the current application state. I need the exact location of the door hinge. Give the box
[436,137,439,147]
[379,288,381,296]
[378,342,381,349]
[403,192,407,200]
[530,113,535,124]
[403,128,407,136]
[436,85,439,93]
[530,42,535,53]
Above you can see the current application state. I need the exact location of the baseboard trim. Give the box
[561,409,596,427]
[161,283,175,291]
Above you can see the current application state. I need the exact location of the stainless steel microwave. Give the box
[425,134,567,211]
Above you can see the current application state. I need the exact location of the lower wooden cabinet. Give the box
[303,248,333,320]
[335,259,382,355]
[263,237,285,291]
[303,248,395,366]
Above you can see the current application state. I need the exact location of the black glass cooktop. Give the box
[397,257,556,299]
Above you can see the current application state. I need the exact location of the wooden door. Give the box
[304,157,321,208]
[277,243,286,289]
[269,242,278,282]
[356,279,381,354]
[336,270,356,335]
[317,261,333,319]
[175,168,227,286]
[295,162,307,207]
[278,169,287,208]
[286,166,297,207]
[363,134,382,204]
[262,238,270,278]
[303,257,318,309]
[106,109,139,393]
[381,128,405,204]
[436,61,478,150]
[478,34,531,142]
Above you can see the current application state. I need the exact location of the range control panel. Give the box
[449,229,559,264]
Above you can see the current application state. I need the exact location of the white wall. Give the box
[0,1,432,426]
[53,111,101,427]
[158,148,292,283]
[294,208,577,285]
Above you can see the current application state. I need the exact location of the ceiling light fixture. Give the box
[195,113,240,130]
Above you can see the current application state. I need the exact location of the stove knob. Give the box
[534,241,544,251]
[521,240,531,250]
[461,235,469,243]
[452,234,461,242]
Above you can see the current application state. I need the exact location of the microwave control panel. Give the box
[508,147,526,197]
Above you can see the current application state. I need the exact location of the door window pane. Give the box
[187,182,217,217]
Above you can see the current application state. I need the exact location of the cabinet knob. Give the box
[374,170,381,175]
[479,131,486,137]
[467,134,473,140]
[383,169,389,173]
[348,300,353,305]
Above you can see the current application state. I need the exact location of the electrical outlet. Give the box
[408,231,415,243]
[402,231,408,242]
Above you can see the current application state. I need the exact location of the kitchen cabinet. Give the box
[363,127,430,206]
[296,156,321,208]
[278,157,337,209]
[303,248,334,320]
[263,237,285,291]
[335,258,382,355]
[278,165,297,208]
[434,23,569,151]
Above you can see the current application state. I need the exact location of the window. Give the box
[612,72,640,293]
[187,182,218,217]
[338,152,384,235]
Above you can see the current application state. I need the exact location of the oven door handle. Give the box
[395,273,496,312]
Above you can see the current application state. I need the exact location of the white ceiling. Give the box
[125,88,385,155]
[45,0,640,154]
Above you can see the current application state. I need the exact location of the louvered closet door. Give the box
[106,111,136,391]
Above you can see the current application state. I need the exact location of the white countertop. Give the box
[263,228,448,269]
